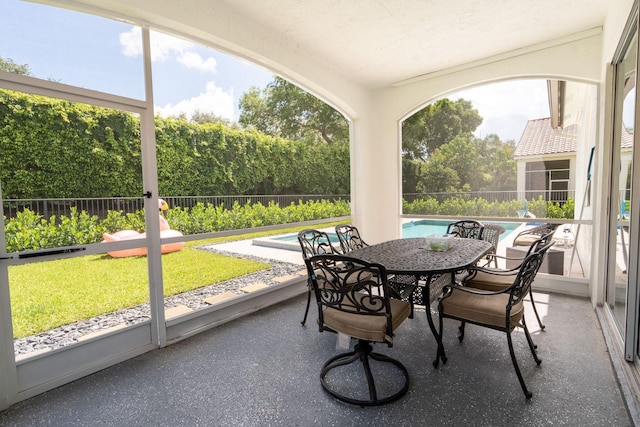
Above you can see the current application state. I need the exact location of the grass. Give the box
[9,221,343,338]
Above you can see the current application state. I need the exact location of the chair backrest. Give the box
[524,230,557,258]
[297,229,338,260]
[335,224,368,253]
[509,241,555,307]
[447,220,484,240]
[481,223,505,255]
[306,254,394,339]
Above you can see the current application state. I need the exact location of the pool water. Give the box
[402,220,519,241]
[270,219,519,245]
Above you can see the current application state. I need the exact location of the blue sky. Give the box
[0,0,549,142]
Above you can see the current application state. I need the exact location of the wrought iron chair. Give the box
[437,242,554,399]
[335,224,368,252]
[298,229,340,326]
[334,224,418,317]
[462,230,556,330]
[480,223,505,267]
[446,219,485,240]
[306,253,411,406]
[445,219,485,284]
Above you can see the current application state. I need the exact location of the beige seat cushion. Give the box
[441,289,523,328]
[513,234,539,247]
[323,298,411,343]
[464,270,514,291]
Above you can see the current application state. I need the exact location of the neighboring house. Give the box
[514,111,633,210]
[514,117,577,204]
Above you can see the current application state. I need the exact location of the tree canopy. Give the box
[410,133,516,194]
[402,98,482,161]
[0,57,31,76]
[239,76,349,145]
[2,57,517,198]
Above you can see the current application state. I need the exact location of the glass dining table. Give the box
[348,237,493,367]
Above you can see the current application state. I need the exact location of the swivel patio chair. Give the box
[462,230,556,330]
[298,229,340,326]
[306,253,411,406]
[446,220,484,240]
[335,224,369,253]
[437,243,553,399]
[334,224,418,317]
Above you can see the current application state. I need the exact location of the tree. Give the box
[190,110,239,129]
[402,98,482,161]
[416,151,460,194]
[414,133,517,194]
[239,76,349,145]
[0,57,31,76]
[473,134,517,191]
[437,134,485,190]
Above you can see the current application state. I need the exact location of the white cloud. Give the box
[120,27,225,119]
[452,80,550,142]
[154,81,235,120]
[119,27,143,57]
[119,27,216,73]
[177,51,217,73]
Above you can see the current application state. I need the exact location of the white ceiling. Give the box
[218,0,609,89]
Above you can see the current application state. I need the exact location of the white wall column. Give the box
[350,100,403,243]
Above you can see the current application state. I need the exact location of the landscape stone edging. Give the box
[13,246,303,357]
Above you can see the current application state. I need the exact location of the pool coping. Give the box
[252,227,338,253]
[252,235,301,252]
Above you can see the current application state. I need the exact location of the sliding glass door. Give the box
[608,14,640,361]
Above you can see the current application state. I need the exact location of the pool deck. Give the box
[210,235,307,265]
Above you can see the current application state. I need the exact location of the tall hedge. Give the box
[0,89,350,199]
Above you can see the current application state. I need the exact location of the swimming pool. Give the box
[252,220,520,252]
[402,219,519,240]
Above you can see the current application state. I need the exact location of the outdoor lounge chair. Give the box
[512,223,558,247]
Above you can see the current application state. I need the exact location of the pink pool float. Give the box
[102,199,185,258]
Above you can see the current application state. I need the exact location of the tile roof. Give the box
[622,126,633,149]
[514,118,576,158]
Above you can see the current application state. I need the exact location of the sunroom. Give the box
[0,0,639,422]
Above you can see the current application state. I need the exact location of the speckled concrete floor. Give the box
[0,292,632,426]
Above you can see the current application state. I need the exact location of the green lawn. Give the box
[9,221,343,338]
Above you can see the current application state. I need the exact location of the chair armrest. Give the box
[480,253,527,268]
[443,282,509,297]
[485,253,527,263]
[463,264,520,283]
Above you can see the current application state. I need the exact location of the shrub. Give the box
[403,196,576,220]
[4,199,351,252]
